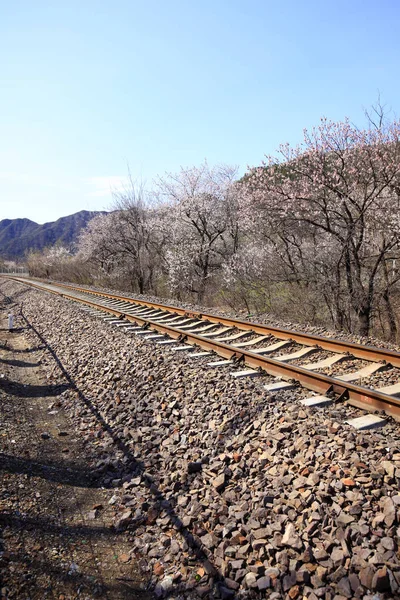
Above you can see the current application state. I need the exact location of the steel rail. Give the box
[39,280,400,369]
[5,276,400,420]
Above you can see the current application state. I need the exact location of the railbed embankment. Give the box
[2,278,400,599]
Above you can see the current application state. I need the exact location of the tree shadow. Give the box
[0,511,116,538]
[19,311,229,593]
[0,546,151,599]
[0,452,112,489]
[0,342,45,353]
[0,357,41,368]
[0,283,30,305]
[0,377,70,398]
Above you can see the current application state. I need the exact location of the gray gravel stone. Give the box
[8,278,400,600]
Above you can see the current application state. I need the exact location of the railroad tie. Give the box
[301,354,348,371]
[173,345,195,352]
[207,359,233,367]
[276,346,318,362]
[345,414,387,430]
[300,395,333,407]
[254,340,292,354]
[231,369,261,379]
[264,381,297,392]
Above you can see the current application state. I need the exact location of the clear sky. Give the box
[1,0,399,224]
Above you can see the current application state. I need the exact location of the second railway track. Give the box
[6,276,400,424]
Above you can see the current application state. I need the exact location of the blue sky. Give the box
[1,0,399,223]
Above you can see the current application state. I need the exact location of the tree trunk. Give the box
[357,306,371,337]
[197,283,205,304]
[382,260,397,341]
[138,276,144,294]
[383,289,398,341]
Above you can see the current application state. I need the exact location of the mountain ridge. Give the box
[0,210,105,259]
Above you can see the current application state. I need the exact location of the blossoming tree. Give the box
[242,116,400,336]
[157,162,240,302]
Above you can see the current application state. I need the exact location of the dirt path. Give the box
[0,307,151,599]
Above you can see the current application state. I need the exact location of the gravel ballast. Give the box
[3,278,400,599]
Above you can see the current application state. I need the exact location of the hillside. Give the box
[0,210,105,259]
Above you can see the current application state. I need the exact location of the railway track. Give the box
[6,276,400,424]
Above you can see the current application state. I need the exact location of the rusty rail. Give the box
[5,276,400,420]
[45,280,400,369]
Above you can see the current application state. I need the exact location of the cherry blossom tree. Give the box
[157,162,240,302]
[111,185,166,293]
[78,183,167,293]
[27,246,74,279]
[77,213,118,276]
[242,115,400,336]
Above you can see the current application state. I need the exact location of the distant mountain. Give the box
[0,210,105,259]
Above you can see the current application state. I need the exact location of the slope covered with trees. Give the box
[27,108,400,341]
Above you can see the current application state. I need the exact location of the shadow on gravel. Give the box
[0,357,41,368]
[0,342,46,353]
[0,453,104,488]
[0,378,70,397]
[0,549,147,599]
[21,310,230,596]
[0,283,30,305]
[0,510,116,538]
